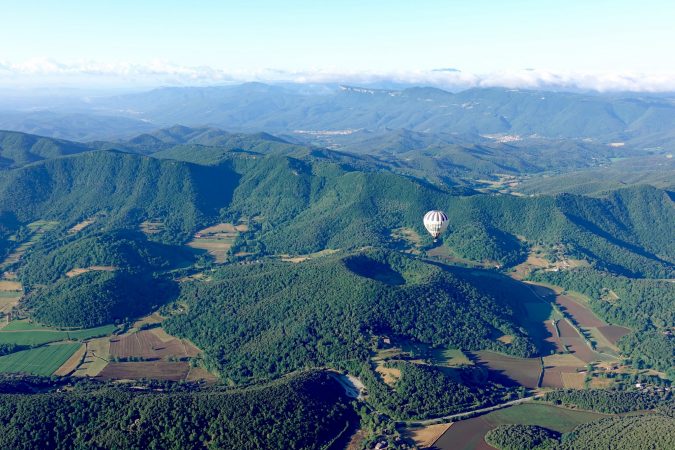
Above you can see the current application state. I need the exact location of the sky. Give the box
[1,0,674,91]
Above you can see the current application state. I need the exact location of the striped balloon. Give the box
[423,210,449,239]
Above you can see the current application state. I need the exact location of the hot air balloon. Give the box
[423,210,448,241]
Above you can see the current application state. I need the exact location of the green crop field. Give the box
[0,331,68,346]
[0,343,81,376]
[66,324,116,340]
[431,348,472,367]
[1,320,55,331]
[0,324,115,345]
[486,403,607,432]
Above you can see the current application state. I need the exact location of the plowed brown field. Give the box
[109,330,200,359]
[555,295,605,327]
[98,361,191,381]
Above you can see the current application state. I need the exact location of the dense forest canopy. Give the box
[22,270,178,328]
[0,372,352,450]
[163,250,538,382]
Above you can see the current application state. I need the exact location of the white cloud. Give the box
[1,58,675,92]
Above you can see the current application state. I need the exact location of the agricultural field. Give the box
[1,319,53,331]
[53,344,87,376]
[402,422,452,448]
[97,360,192,381]
[57,313,213,381]
[595,325,630,345]
[523,281,620,362]
[72,336,111,377]
[556,319,608,363]
[0,220,58,270]
[65,265,117,278]
[0,278,22,318]
[0,323,115,346]
[139,220,165,235]
[371,338,471,385]
[434,403,607,450]
[540,353,587,389]
[470,351,542,389]
[0,343,82,376]
[556,294,605,327]
[278,248,339,263]
[109,329,200,360]
[554,293,630,350]
[186,222,248,263]
[67,217,96,234]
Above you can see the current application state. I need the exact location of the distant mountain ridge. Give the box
[89,84,675,145]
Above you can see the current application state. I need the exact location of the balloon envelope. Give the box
[423,210,448,239]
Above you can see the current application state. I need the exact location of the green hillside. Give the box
[163,250,539,382]
[0,148,671,278]
[0,130,93,169]
[18,230,194,287]
[0,150,239,243]
[23,271,177,328]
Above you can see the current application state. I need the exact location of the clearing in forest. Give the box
[371,338,470,385]
[140,220,165,235]
[426,245,485,268]
[187,222,247,263]
[279,248,339,263]
[65,266,117,277]
[68,217,96,234]
[390,227,423,253]
[0,220,58,269]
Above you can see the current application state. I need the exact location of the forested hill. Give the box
[163,249,540,382]
[0,150,238,243]
[0,130,93,169]
[0,149,672,277]
[0,372,353,450]
[95,124,309,155]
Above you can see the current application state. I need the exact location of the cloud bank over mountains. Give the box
[1,58,674,93]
